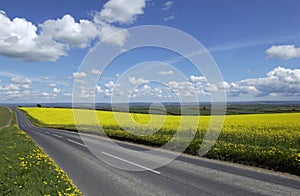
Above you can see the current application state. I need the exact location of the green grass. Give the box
[0,107,12,127]
[0,110,82,195]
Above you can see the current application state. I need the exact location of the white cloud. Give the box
[158,70,174,75]
[11,77,32,84]
[164,14,175,21]
[223,67,300,97]
[52,88,61,94]
[41,92,50,97]
[189,75,207,83]
[49,83,56,87]
[128,76,149,86]
[94,0,146,25]
[40,14,98,48]
[73,72,87,78]
[0,10,6,15]
[5,90,21,98]
[98,23,129,47]
[266,45,300,59]
[0,77,33,92]
[0,83,20,91]
[63,93,71,97]
[104,89,113,97]
[41,77,49,80]
[61,82,70,87]
[152,87,163,98]
[105,81,118,88]
[90,69,102,75]
[21,84,32,89]
[73,72,87,84]
[74,79,86,84]
[78,88,92,99]
[96,85,103,93]
[167,81,196,96]
[0,0,147,62]
[162,1,174,11]
[0,13,66,61]
[104,81,123,96]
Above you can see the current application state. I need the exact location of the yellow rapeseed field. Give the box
[21,107,300,175]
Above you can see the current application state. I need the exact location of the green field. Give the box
[0,108,82,195]
[21,107,300,175]
[0,107,12,127]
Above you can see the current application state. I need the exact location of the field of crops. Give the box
[21,107,300,175]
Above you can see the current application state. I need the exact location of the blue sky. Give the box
[0,0,300,103]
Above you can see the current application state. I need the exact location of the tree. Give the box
[36,104,42,108]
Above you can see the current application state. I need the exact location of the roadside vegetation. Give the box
[0,108,82,195]
[21,107,300,175]
[0,107,12,127]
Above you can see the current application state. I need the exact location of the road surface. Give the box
[13,108,300,196]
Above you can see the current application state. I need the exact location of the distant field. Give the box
[0,107,12,127]
[21,107,300,175]
[0,109,82,195]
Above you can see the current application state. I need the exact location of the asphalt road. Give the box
[13,108,300,196]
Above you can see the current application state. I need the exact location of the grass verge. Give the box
[0,110,82,195]
[0,107,12,127]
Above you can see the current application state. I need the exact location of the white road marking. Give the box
[67,139,87,147]
[101,151,161,175]
[45,131,50,134]
[53,134,62,138]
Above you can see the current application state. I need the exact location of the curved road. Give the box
[13,108,300,196]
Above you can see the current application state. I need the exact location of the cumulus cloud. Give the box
[128,76,149,86]
[0,83,20,91]
[40,14,98,48]
[0,77,33,91]
[105,81,118,88]
[0,0,148,61]
[49,83,56,87]
[266,45,300,59]
[0,10,6,15]
[222,67,300,97]
[5,90,21,98]
[131,85,166,99]
[90,69,102,75]
[189,75,207,83]
[73,72,87,78]
[0,13,66,61]
[158,70,174,75]
[98,23,129,47]
[78,88,92,99]
[41,92,50,97]
[167,81,196,96]
[129,67,300,99]
[103,81,123,97]
[94,0,146,25]
[21,84,31,89]
[162,1,174,11]
[52,88,61,94]
[96,85,103,93]
[11,77,32,84]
